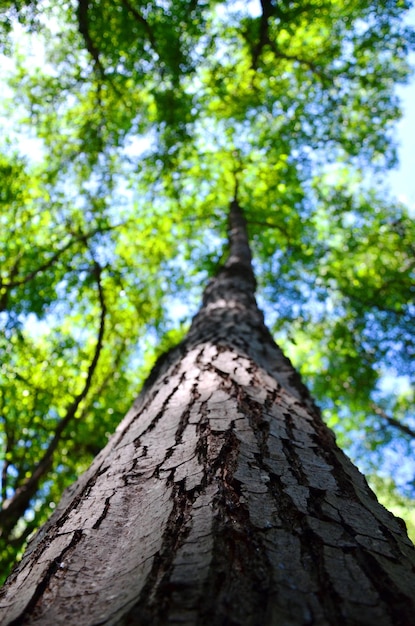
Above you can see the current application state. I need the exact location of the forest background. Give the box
[0,0,414,584]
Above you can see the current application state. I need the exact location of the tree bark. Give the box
[1,201,415,625]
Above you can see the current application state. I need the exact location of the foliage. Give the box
[0,0,414,581]
[368,475,415,543]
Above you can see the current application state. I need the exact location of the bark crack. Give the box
[116,480,197,625]
[91,494,113,530]
[7,530,84,626]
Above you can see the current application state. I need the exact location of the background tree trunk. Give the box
[1,202,414,625]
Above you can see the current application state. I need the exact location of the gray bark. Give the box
[0,201,415,625]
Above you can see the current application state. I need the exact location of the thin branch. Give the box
[76,0,140,105]
[0,262,107,537]
[35,261,106,460]
[267,40,331,87]
[121,0,158,54]
[246,0,332,87]
[74,349,124,426]
[77,0,105,76]
[371,403,415,440]
[0,222,123,292]
[247,218,292,244]
[251,0,275,69]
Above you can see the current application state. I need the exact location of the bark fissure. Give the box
[121,480,197,625]
[91,495,113,530]
[7,529,84,626]
[231,384,342,623]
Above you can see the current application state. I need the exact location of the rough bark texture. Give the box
[1,201,415,625]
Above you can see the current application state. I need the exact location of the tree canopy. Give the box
[0,0,414,581]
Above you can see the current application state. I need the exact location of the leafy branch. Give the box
[0,261,106,539]
[76,0,105,76]
[120,0,158,54]
[372,403,415,440]
[251,0,277,69]
[246,0,332,87]
[247,218,293,246]
[0,222,124,301]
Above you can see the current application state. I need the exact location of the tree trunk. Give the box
[1,201,415,626]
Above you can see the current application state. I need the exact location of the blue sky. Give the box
[389,78,415,210]
[388,9,415,211]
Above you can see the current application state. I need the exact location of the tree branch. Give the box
[77,0,105,76]
[267,40,331,86]
[251,0,275,69]
[0,223,122,294]
[120,0,158,54]
[247,218,292,244]
[245,1,331,87]
[0,262,107,538]
[371,403,415,440]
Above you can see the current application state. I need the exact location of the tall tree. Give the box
[0,0,414,591]
[1,199,415,625]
